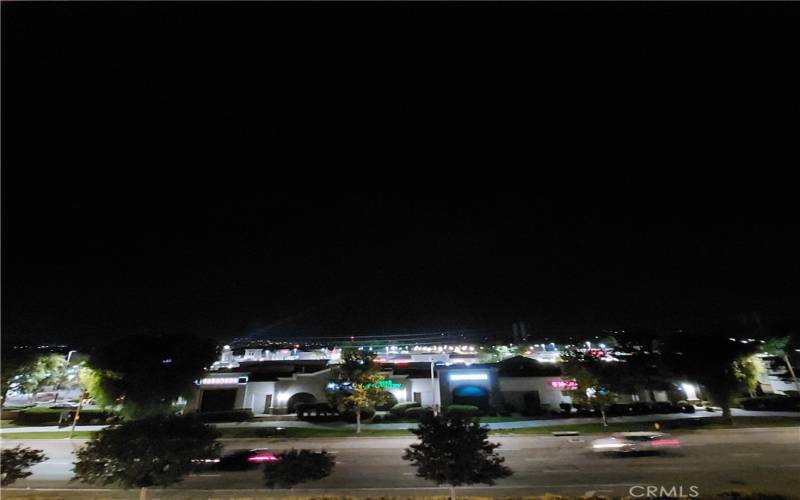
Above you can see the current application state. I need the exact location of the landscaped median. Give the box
[2,416,798,440]
[0,492,797,500]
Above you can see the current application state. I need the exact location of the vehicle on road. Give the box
[213,448,280,470]
[591,432,681,454]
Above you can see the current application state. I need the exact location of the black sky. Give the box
[3,3,800,346]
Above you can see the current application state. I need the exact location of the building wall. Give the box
[498,377,571,410]
[408,377,439,406]
[241,381,277,415]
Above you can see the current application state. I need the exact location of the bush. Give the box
[16,408,113,426]
[371,414,383,423]
[499,403,517,416]
[1,446,48,486]
[263,450,335,489]
[445,404,480,416]
[340,407,375,423]
[196,409,254,423]
[296,403,339,422]
[740,395,800,411]
[405,407,434,420]
[389,401,421,417]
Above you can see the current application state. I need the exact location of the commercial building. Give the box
[190,356,573,415]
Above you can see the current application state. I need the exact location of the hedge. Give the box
[445,404,480,416]
[196,409,254,423]
[340,407,375,423]
[404,406,434,419]
[16,408,113,426]
[740,396,800,411]
[388,401,421,417]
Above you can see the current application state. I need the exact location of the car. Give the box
[215,448,281,470]
[591,432,681,454]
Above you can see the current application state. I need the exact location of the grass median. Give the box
[2,416,798,440]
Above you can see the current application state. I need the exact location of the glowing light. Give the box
[200,377,247,385]
[593,442,625,449]
[449,373,488,381]
[549,380,578,389]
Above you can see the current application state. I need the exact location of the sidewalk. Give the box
[2,409,797,434]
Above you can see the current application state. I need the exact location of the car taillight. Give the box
[247,453,279,462]
[651,439,680,447]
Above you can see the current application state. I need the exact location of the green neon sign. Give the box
[368,380,401,390]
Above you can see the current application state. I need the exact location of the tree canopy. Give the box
[1,446,47,486]
[327,348,389,433]
[404,413,511,500]
[663,327,759,421]
[559,347,619,425]
[72,413,221,489]
[85,333,217,417]
[262,449,335,489]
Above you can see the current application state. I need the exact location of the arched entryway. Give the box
[286,392,317,413]
[452,385,490,409]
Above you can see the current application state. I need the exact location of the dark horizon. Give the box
[3,3,800,347]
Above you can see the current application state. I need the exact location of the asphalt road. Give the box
[2,427,799,498]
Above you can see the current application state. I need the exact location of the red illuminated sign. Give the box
[549,380,578,389]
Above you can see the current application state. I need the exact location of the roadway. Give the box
[2,426,799,498]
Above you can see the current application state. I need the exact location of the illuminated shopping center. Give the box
[191,342,660,415]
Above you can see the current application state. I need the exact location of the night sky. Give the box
[3,3,799,346]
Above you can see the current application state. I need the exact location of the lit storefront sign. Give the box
[199,377,248,385]
[549,380,578,389]
[449,373,489,381]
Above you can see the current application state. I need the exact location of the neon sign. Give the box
[549,380,578,389]
[373,380,401,389]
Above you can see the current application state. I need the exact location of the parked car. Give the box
[591,432,681,454]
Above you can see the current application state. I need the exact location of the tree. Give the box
[85,333,217,418]
[1,349,36,406]
[4,353,72,404]
[1,446,47,486]
[73,414,221,499]
[761,336,800,394]
[404,413,512,500]
[559,348,619,426]
[327,349,389,434]
[262,449,335,489]
[663,327,759,423]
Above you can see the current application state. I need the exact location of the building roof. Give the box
[496,355,561,377]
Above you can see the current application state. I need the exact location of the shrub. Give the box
[389,401,421,417]
[340,407,375,423]
[16,408,113,426]
[371,414,383,423]
[195,409,253,423]
[740,395,800,411]
[263,450,335,489]
[499,403,517,416]
[1,446,47,486]
[445,404,480,416]
[405,407,434,420]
